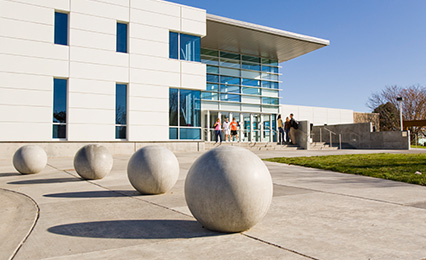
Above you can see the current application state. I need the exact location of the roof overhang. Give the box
[202,14,330,63]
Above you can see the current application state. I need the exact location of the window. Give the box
[53,78,67,139]
[115,84,127,139]
[169,32,200,62]
[117,22,128,53]
[169,88,201,140]
[54,12,68,45]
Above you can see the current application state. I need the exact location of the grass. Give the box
[411,145,426,149]
[265,153,426,185]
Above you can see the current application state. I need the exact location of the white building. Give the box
[280,104,354,126]
[0,0,329,143]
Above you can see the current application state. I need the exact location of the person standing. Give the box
[214,118,222,143]
[289,113,298,145]
[223,117,231,142]
[230,117,239,142]
[284,116,291,143]
[277,114,284,145]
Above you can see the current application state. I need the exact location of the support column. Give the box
[269,116,273,142]
[240,113,243,142]
[260,114,264,142]
[207,110,210,142]
[250,114,253,142]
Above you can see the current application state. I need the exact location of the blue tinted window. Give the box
[53,125,66,139]
[201,92,219,101]
[53,79,67,123]
[242,87,260,95]
[180,34,200,62]
[262,81,279,89]
[220,85,240,93]
[242,78,260,87]
[242,62,261,71]
[169,128,178,139]
[221,76,240,85]
[206,84,219,92]
[115,126,126,139]
[180,89,201,127]
[169,88,178,126]
[207,74,219,83]
[180,128,201,140]
[220,94,240,102]
[115,84,127,125]
[169,32,178,59]
[117,22,128,53]
[54,12,68,45]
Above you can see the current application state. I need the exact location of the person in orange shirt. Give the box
[230,117,239,142]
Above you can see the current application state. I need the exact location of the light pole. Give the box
[396,97,403,131]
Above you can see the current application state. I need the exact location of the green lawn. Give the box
[265,153,426,185]
[412,145,426,149]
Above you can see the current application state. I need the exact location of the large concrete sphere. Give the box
[73,145,113,180]
[127,146,179,195]
[185,146,273,233]
[13,145,47,174]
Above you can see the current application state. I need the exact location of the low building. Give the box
[0,0,329,143]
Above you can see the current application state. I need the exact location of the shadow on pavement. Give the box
[48,220,224,239]
[0,172,21,177]
[44,190,140,198]
[8,177,83,185]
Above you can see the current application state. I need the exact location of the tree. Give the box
[367,85,426,142]
[372,102,399,131]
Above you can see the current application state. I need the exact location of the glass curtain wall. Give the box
[200,48,280,113]
[169,88,201,140]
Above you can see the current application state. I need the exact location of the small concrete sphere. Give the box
[73,145,113,180]
[13,145,48,174]
[127,146,179,195]
[185,146,273,233]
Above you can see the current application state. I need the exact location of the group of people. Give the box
[214,117,239,143]
[277,113,298,145]
[213,114,299,144]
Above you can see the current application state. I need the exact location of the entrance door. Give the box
[252,114,261,142]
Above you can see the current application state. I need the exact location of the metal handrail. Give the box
[321,127,342,149]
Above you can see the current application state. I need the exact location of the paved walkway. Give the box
[1,149,426,260]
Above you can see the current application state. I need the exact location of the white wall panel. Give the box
[130,9,179,31]
[0,37,68,60]
[0,0,52,25]
[0,72,52,91]
[129,84,168,98]
[0,54,68,77]
[129,111,168,125]
[129,38,168,57]
[70,62,128,82]
[68,78,114,95]
[3,0,70,11]
[128,125,168,141]
[68,124,113,141]
[70,46,128,67]
[181,19,206,36]
[71,0,129,21]
[70,29,115,51]
[0,104,51,123]
[0,88,51,106]
[131,0,180,17]
[68,108,114,124]
[0,18,52,42]
[98,0,129,7]
[68,93,114,110]
[0,122,51,141]
[129,97,168,112]
[130,55,179,73]
[70,13,115,35]
[181,74,206,90]
[181,6,206,24]
[130,68,179,86]
[129,24,168,43]
[181,61,205,76]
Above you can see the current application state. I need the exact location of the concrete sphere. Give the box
[185,146,273,233]
[13,145,47,174]
[127,146,179,195]
[73,145,113,180]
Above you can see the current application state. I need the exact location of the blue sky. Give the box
[168,0,426,112]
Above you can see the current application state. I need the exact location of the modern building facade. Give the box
[0,0,329,143]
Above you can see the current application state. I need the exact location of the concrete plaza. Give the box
[1,148,426,260]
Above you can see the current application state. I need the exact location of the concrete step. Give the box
[205,142,300,151]
[310,142,339,150]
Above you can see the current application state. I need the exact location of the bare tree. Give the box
[367,85,426,142]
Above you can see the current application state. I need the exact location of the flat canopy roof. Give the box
[202,14,330,63]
